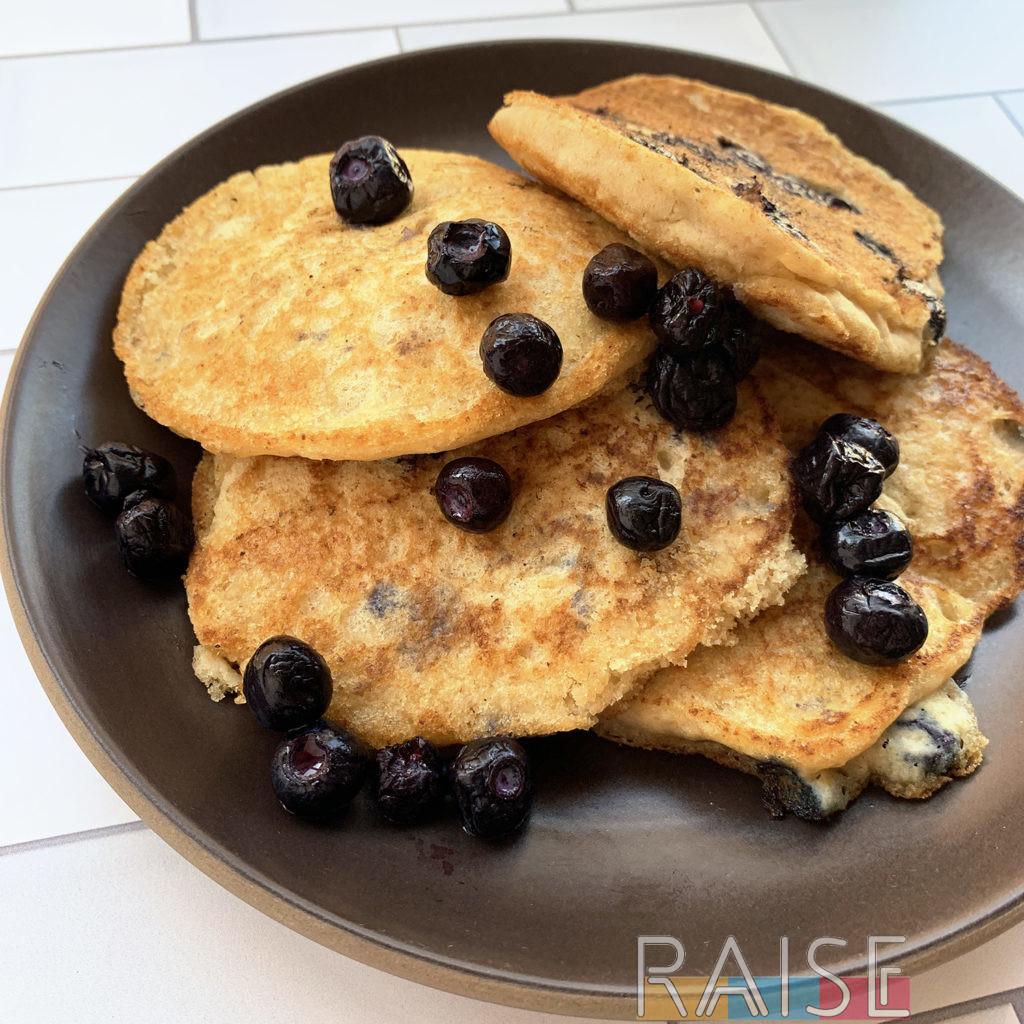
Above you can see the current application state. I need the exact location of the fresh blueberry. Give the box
[581,243,658,321]
[329,135,413,226]
[824,577,929,665]
[425,219,511,295]
[451,736,533,839]
[114,497,194,582]
[792,433,885,523]
[375,736,448,825]
[479,313,562,397]
[243,636,333,732]
[821,413,899,478]
[649,267,728,355]
[606,476,682,552]
[271,722,369,821]
[821,508,913,580]
[434,456,513,533]
[82,442,176,516]
[645,345,737,431]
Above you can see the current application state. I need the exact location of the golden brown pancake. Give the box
[489,75,945,373]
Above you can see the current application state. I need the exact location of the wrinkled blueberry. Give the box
[480,313,562,397]
[329,135,413,225]
[271,722,369,821]
[758,761,830,821]
[114,497,193,582]
[821,508,913,580]
[425,219,511,295]
[720,303,763,380]
[434,456,513,533]
[82,442,176,515]
[649,267,727,354]
[792,433,885,523]
[821,413,899,478]
[824,577,928,666]
[243,636,333,732]
[606,476,682,552]
[646,345,737,431]
[451,736,533,839]
[581,243,658,321]
[375,736,448,825]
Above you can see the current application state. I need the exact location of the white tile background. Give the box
[4,2,1024,1021]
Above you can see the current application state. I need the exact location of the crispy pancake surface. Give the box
[489,75,945,373]
[186,376,804,748]
[597,338,1024,780]
[114,149,663,461]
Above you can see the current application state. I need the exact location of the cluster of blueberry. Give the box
[792,415,928,665]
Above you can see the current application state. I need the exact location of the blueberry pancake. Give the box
[186,373,805,748]
[114,149,666,461]
[596,338,1024,817]
[489,75,944,374]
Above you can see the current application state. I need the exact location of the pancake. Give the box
[185,373,805,748]
[114,149,665,461]
[489,75,945,374]
[596,338,1024,815]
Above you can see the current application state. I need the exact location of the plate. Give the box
[5,40,1024,1018]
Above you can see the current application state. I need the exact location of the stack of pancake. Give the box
[113,75,1024,819]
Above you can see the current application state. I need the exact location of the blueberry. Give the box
[114,497,194,582]
[375,736,448,825]
[649,267,727,355]
[606,476,682,552]
[425,219,511,295]
[434,456,513,533]
[821,508,913,580]
[889,709,960,776]
[451,736,533,839]
[480,313,562,397]
[271,722,369,821]
[792,433,885,523]
[243,636,333,732]
[645,345,738,432]
[82,442,176,516]
[824,577,928,666]
[758,761,830,821]
[329,135,413,226]
[720,303,763,380]
[581,243,658,321]
[821,414,899,478]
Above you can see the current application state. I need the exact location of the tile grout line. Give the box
[0,819,148,858]
[748,0,797,75]
[188,0,200,42]
[995,92,1024,140]
[0,174,138,194]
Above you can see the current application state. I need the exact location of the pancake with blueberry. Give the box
[596,337,1024,818]
[489,75,945,374]
[186,372,805,748]
[114,148,666,461]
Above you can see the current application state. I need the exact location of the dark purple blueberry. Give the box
[82,442,176,515]
[243,636,333,732]
[271,722,369,821]
[605,476,682,552]
[114,497,193,582]
[329,135,413,225]
[720,303,763,380]
[649,267,727,354]
[479,313,562,397]
[645,345,737,431]
[821,508,913,580]
[425,219,511,295]
[434,456,513,533]
[792,433,885,523]
[824,577,928,666]
[375,736,448,825]
[451,736,532,839]
[821,413,900,478]
[581,243,658,321]
[120,489,155,512]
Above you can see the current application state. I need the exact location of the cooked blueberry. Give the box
[375,736,448,825]
[645,345,737,431]
[479,313,562,397]
[821,413,899,478]
[82,442,176,515]
[451,736,533,839]
[824,577,928,666]
[649,267,727,354]
[425,219,511,295]
[720,303,763,380]
[581,243,658,321]
[821,508,913,580]
[243,635,333,732]
[792,433,885,523]
[889,709,960,776]
[758,761,830,822]
[120,489,155,512]
[434,456,513,533]
[606,476,682,552]
[114,497,193,582]
[271,722,369,821]
[329,135,413,226]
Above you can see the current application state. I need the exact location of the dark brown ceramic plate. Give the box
[4,41,1024,1018]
